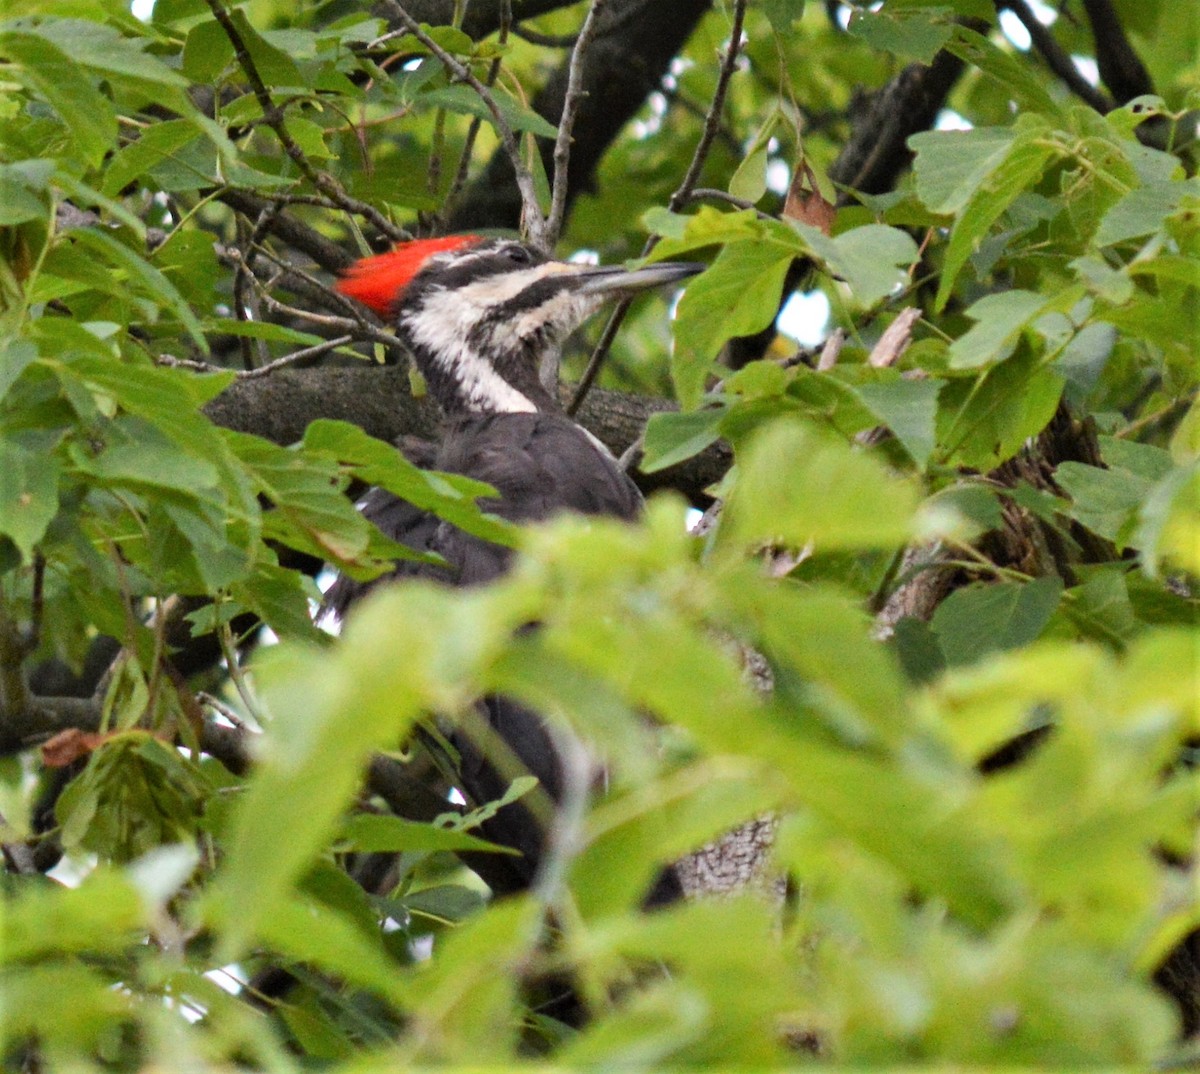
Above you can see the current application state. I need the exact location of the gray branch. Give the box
[202,365,730,502]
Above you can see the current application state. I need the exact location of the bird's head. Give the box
[337,236,702,415]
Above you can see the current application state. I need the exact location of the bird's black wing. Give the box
[433,410,642,586]
[428,413,645,895]
[329,413,676,903]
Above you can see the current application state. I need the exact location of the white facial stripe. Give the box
[487,290,602,355]
[403,293,536,414]
[456,262,571,305]
[450,347,538,413]
[402,259,602,414]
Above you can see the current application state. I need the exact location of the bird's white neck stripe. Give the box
[404,282,543,414]
[445,345,536,414]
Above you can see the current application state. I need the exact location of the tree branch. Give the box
[1080,0,1154,105]
[545,0,611,247]
[389,0,583,41]
[447,0,713,233]
[201,365,730,501]
[567,0,746,414]
[997,0,1112,113]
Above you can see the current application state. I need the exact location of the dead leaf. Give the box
[41,729,111,768]
[783,158,836,235]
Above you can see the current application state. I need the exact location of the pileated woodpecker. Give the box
[329,235,702,902]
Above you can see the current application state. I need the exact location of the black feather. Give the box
[329,413,672,901]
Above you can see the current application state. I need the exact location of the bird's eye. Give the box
[506,246,532,264]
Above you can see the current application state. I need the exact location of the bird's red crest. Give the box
[335,235,480,316]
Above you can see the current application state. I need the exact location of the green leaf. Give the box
[14,17,187,86]
[935,133,1059,310]
[890,615,947,685]
[302,419,515,549]
[853,375,945,468]
[725,418,917,551]
[0,441,60,559]
[948,290,1050,369]
[1063,567,1138,645]
[1,868,146,964]
[229,562,323,641]
[284,116,332,161]
[1100,436,1173,481]
[763,0,806,33]
[572,765,781,917]
[231,434,374,569]
[74,419,220,494]
[746,583,912,743]
[672,241,794,407]
[910,126,1016,215]
[1135,461,1200,577]
[226,8,303,87]
[848,8,954,63]
[213,581,528,954]
[640,406,727,473]
[937,350,1065,470]
[68,229,208,351]
[793,222,919,307]
[419,85,558,139]
[944,24,1063,117]
[249,895,409,1006]
[2,964,135,1050]
[774,745,1017,928]
[1055,461,1150,544]
[181,16,234,82]
[643,205,768,259]
[1095,178,1200,247]
[0,31,117,167]
[101,120,214,198]
[67,352,233,419]
[0,338,39,401]
[0,160,52,225]
[728,115,780,202]
[931,577,1064,666]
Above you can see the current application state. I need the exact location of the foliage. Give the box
[0,0,1198,1069]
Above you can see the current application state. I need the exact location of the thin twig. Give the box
[816,328,846,371]
[197,691,250,730]
[241,245,367,321]
[441,1,512,228]
[203,0,407,242]
[663,87,742,154]
[381,0,550,250]
[686,187,761,212]
[567,0,748,416]
[232,216,257,370]
[531,726,595,911]
[156,335,355,379]
[1116,390,1197,441]
[256,291,402,351]
[243,204,290,368]
[545,0,610,247]
[867,307,920,368]
[511,23,577,47]
[668,0,748,214]
[27,554,44,658]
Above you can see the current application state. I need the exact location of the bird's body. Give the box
[330,236,701,900]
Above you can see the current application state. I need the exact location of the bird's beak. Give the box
[567,260,706,297]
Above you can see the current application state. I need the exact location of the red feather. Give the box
[336,235,480,316]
